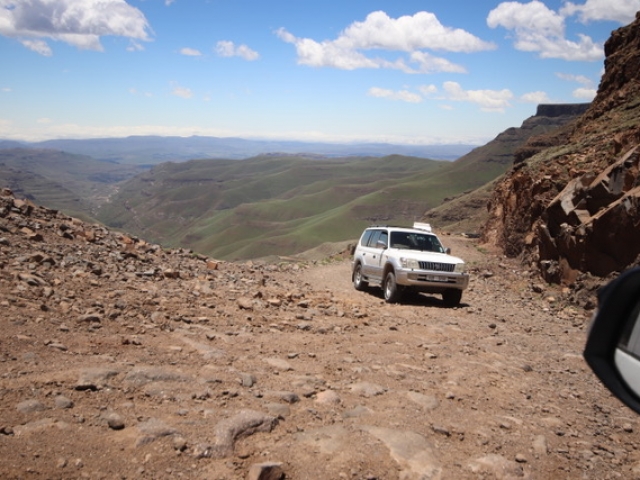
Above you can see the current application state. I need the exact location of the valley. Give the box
[0,103,585,261]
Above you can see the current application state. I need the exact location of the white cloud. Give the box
[127,40,145,52]
[550,69,598,101]
[1,87,11,93]
[367,82,513,111]
[37,117,52,124]
[409,51,466,74]
[521,91,551,103]
[0,0,152,55]
[21,39,52,56]
[215,41,259,61]
[339,11,495,53]
[442,81,513,112]
[488,1,564,36]
[556,72,593,85]
[277,10,494,73]
[170,82,192,99]
[367,87,422,103]
[180,47,202,57]
[418,84,438,96]
[573,87,597,99]
[487,1,603,61]
[561,0,640,24]
[557,71,597,98]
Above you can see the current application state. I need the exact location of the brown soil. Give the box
[0,192,638,480]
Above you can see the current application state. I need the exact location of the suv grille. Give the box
[418,261,455,272]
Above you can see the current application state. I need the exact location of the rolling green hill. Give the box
[97,152,510,260]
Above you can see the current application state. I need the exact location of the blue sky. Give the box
[0,0,639,145]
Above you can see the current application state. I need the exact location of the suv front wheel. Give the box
[384,271,402,303]
[442,288,462,307]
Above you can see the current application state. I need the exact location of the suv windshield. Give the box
[390,231,444,253]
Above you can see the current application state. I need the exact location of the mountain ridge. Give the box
[1,135,477,163]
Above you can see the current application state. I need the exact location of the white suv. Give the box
[351,223,469,306]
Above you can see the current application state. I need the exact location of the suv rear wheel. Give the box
[384,271,402,303]
[352,263,368,291]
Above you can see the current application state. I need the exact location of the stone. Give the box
[76,368,119,391]
[239,373,257,387]
[136,418,178,447]
[361,426,442,480]
[532,435,548,456]
[315,390,341,405]
[468,454,528,479]
[210,410,278,458]
[16,399,46,414]
[267,391,299,404]
[406,391,439,410]
[172,436,188,451]
[263,358,293,371]
[124,366,189,386]
[105,412,125,430]
[349,382,386,398]
[54,395,74,409]
[237,297,254,310]
[76,314,102,324]
[247,462,285,480]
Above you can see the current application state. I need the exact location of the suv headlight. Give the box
[454,263,466,273]
[400,257,420,269]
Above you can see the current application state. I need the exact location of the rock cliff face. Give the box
[535,104,590,118]
[483,12,640,284]
[422,103,588,233]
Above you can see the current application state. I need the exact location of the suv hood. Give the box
[395,249,465,264]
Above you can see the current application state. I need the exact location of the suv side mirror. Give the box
[376,240,387,249]
[445,247,451,255]
[585,267,640,414]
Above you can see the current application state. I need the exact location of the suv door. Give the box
[361,229,387,282]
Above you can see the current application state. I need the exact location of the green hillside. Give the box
[98,153,504,260]
[0,148,144,219]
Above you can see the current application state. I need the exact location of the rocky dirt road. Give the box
[1,189,639,479]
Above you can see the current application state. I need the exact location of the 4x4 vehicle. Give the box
[351,223,469,306]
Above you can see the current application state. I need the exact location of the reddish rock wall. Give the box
[483,12,640,283]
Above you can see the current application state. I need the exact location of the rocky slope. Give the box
[422,103,588,235]
[483,12,640,284]
[1,187,640,479]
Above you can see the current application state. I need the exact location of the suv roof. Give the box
[365,222,433,233]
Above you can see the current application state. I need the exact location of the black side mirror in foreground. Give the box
[584,267,640,414]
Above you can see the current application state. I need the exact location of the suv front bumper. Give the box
[396,269,469,291]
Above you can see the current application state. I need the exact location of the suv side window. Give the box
[378,231,388,249]
[367,230,382,247]
[360,229,374,247]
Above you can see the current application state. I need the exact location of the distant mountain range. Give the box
[0,136,477,164]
